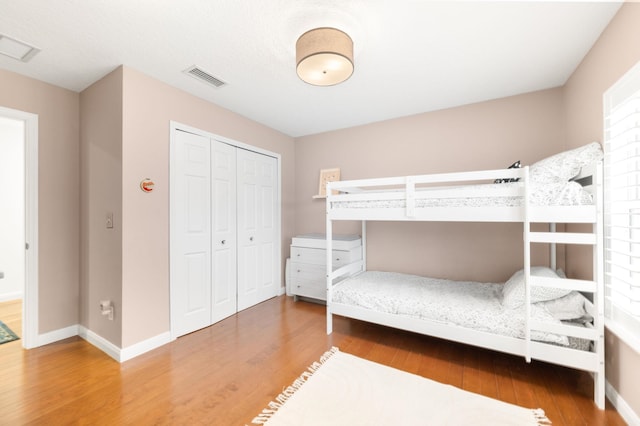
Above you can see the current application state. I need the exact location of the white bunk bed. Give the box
[324,143,605,409]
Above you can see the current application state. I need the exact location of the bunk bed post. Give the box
[361,221,367,272]
[593,161,605,409]
[326,193,333,335]
[523,166,532,363]
[549,223,557,271]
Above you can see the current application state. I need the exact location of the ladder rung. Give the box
[530,276,597,293]
[530,320,598,341]
[529,232,596,245]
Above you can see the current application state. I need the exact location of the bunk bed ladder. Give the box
[525,164,606,409]
[594,173,605,409]
[526,227,605,406]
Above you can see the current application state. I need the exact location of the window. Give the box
[603,60,640,352]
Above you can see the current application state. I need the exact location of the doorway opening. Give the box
[0,106,38,349]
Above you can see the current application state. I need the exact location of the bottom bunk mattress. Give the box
[331,271,590,350]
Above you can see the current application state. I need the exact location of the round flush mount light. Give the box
[296,27,354,86]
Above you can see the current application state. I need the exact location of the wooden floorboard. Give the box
[0,296,627,425]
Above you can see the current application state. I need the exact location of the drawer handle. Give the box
[297,270,301,273]
[335,258,340,261]
[221,240,226,245]
[249,236,254,242]
[296,253,300,257]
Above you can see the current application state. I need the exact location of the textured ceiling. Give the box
[0,1,623,137]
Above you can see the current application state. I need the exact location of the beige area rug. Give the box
[251,347,551,426]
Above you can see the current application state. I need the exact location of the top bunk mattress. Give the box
[331,180,594,209]
[327,142,603,218]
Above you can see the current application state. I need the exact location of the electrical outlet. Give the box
[100,300,114,320]
[106,212,113,229]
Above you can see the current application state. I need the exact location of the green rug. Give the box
[0,320,19,345]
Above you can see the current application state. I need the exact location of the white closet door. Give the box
[211,141,237,323]
[237,148,278,311]
[171,130,212,337]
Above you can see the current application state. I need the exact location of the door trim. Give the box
[0,106,38,349]
[169,121,282,340]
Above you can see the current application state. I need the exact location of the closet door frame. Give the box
[169,121,282,341]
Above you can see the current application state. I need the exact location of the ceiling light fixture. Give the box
[296,27,353,86]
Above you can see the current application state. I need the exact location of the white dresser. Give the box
[289,233,362,302]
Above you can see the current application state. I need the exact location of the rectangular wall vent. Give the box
[184,66,227,88]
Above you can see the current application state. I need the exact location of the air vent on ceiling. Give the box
[184,66,227,88]
[0,34,40,62]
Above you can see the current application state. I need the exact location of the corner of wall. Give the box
[79,67,124,347]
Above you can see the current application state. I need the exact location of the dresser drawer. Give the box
[289,262,326,301]
[290,262,325,281]
[290,246,362,267]
[291,279,326,300]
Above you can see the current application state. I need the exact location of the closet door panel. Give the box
[212,250,233,317]
[171,130,212,337]
[258,160,276,296]
[237,151,260,310]
[239,243,259,303]
[260,242,274,291]
[237,149,277,311]
[211,141,237,323]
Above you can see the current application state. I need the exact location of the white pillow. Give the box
[535,291,587,320]
[529,142,603,183]
[502,266,573,309]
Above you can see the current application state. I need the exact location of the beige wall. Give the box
[0,69,80,333]
[119,67,295,347]
[77,66,295,349]
[295,88,565,283]
[563,2,640,416]
[79,67,124,346]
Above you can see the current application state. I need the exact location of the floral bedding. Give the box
[332,180,593,210]
[332,271,590,348]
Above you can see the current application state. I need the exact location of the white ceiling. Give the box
[0,1,623,137]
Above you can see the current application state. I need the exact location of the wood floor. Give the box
[0,297,626,425]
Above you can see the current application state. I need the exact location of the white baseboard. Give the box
[36,324,79,347]
[606,380,640,426]
[78,326,121,361]
[0,292,22,302]
[78,326,172,362]
[30,323,172,363]
[119,332,172,362]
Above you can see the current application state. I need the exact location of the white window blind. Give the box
[603,60,640,351]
